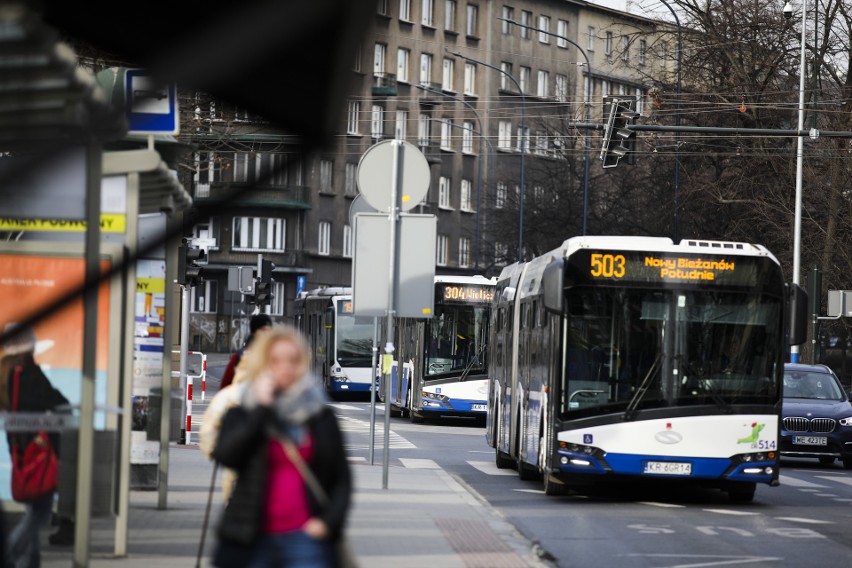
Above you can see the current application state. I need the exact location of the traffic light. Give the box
[254,259,275,305]
[178,244,206,286]
[600,96,640,168]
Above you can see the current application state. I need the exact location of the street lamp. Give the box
[449,49,527,263]
[788,0,809,363]
[500,17,593,236]
[414,83,489,269]
[654,0,683,242]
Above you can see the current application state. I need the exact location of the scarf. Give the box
[239,373,328,443]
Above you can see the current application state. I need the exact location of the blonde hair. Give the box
[234,325,311,384]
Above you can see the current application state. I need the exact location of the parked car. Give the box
[781,363,852,468]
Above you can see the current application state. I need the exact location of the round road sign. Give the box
[356,140,430,212]
[348,194,378,226]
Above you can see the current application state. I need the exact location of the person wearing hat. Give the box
[0,324,69,567]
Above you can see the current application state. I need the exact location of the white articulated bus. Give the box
[487,236,806,500]
[295,287,374,393]
[380,275,496,422]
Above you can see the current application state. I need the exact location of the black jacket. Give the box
[213,404,352,548]
[5,355,69,455]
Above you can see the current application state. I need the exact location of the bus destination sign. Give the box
[439,284,495,303]
[568,250,765,287]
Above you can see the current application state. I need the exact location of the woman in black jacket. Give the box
[213,325,351,568]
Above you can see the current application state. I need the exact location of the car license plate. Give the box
[471,404,487,412]
[643,461,692,476]
[793,436,828,446]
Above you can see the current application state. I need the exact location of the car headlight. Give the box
[839,416,852,426]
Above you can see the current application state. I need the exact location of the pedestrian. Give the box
[0,324,69,567]
[220,314,273,390]
[212,325,352,568]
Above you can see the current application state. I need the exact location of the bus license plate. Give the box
[793,436,827,446]
[644,461,692,476]
[471,404,487,412]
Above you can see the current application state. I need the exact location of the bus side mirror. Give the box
[788,283,808,346]
[542,258,565,314]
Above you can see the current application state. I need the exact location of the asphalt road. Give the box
[332,399,852,568]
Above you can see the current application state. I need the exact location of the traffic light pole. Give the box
[179,284,190,444]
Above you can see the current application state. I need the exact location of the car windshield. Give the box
[783,371,845,401]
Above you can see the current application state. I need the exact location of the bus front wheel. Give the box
[727,482,756,503]
[495,450,514,469]
[543,473,566,496]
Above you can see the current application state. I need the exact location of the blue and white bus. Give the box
[294,287,375,393]
[487,236,806,500]
[382,275,496,422]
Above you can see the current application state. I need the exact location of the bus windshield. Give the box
[562,287,782,418]
[424,303,490,380]
[336,308,374,368]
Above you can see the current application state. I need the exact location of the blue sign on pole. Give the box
[124,69,179,135]
[296,276,306,297]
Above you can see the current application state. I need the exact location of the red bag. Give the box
[10,366,58,502]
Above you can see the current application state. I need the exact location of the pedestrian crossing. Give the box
[338,415,417,450]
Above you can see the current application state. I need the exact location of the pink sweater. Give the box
[264,436,314,534]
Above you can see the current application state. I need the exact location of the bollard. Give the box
[185,376,193,444]
[201,353,207,401]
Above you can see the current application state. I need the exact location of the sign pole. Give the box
[369,316,378,465]
[179,284,190,444]
[382,140,403,489]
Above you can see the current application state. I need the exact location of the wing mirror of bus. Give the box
[542,258,565,314]
[787,283,808,346]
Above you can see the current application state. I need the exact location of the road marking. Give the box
[399,458,441,469]
[774,517,832,525]
[468,450,493,453]
[702,509,761,516]
[817,475,852,487]
[813,493,838,497]
[337,415,416,450]
[620,553,782,567]
[832,498,852,502]
[797,488,820,492]
[348,456,366,463]
[637,501,686,508]
[514,488,545,494]
[779,475,827,488]
[466,460,517,476]
[330,403,364,411]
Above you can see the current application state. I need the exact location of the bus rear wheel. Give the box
[495,450,514,469]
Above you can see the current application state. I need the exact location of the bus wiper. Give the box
[678,356,731,413]
[624,354,661,421]
[459,344,487,382]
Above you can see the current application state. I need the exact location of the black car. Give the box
[781,363,852,468]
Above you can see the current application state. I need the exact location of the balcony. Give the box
[418,143,443,165]
[372,72,398,96]
[416,82,445,106]
[193,183,310,209]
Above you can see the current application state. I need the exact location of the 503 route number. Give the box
[590,253,626,279]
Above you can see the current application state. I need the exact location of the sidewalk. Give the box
[42,444,548,567]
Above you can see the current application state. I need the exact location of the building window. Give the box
[318,222,331,256]
[516,126,529,153]
[347,101,360,134]
[466,4,478,36]
[557,19,568,47]
[459,238,471,268]
[440,119,454,150]
[439,176,452,208]
[462,121,474,154]
[463,63,476,95]
[636,88,645,115]
[400,0,411,21]
[442,58,455,91]
[269,282,286,316]
[618,83,628,95]
[422,0,434,26]
[496,182,507,208]
[497,120,512,150]
[538,15,550,43]
[319,159,333,193]
[354,43,362,72]
[535,131,547,155]
[500,62,512,90]
[343,224,353,258]
[395,110,408,140]
[605,31,613,56]
[445,0,456,31]
[601,79,610,97]
[536,70,549,98]
[494,242,509,264]
[501,6,513,34]
[621,36,629,61]
[397,48,410,83]
[377,0,389,15]
[659,41,667,67]
[234,152,251,183]
[460,179,472,211]
[374,43,386,76]
[520,10,531,38]
[420,53,433,84]
[192,217,221,248]
[519,66,530,93]
[555,74,568,102]
[639,39,646,66]
[233,217,286,252]
[418,114,431,146]
[533,184,543,201]
[371,105,385,139]
[191,281,217,314]
[345,162,357,197]
[436,234,449,266]
[587,26,595,51]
